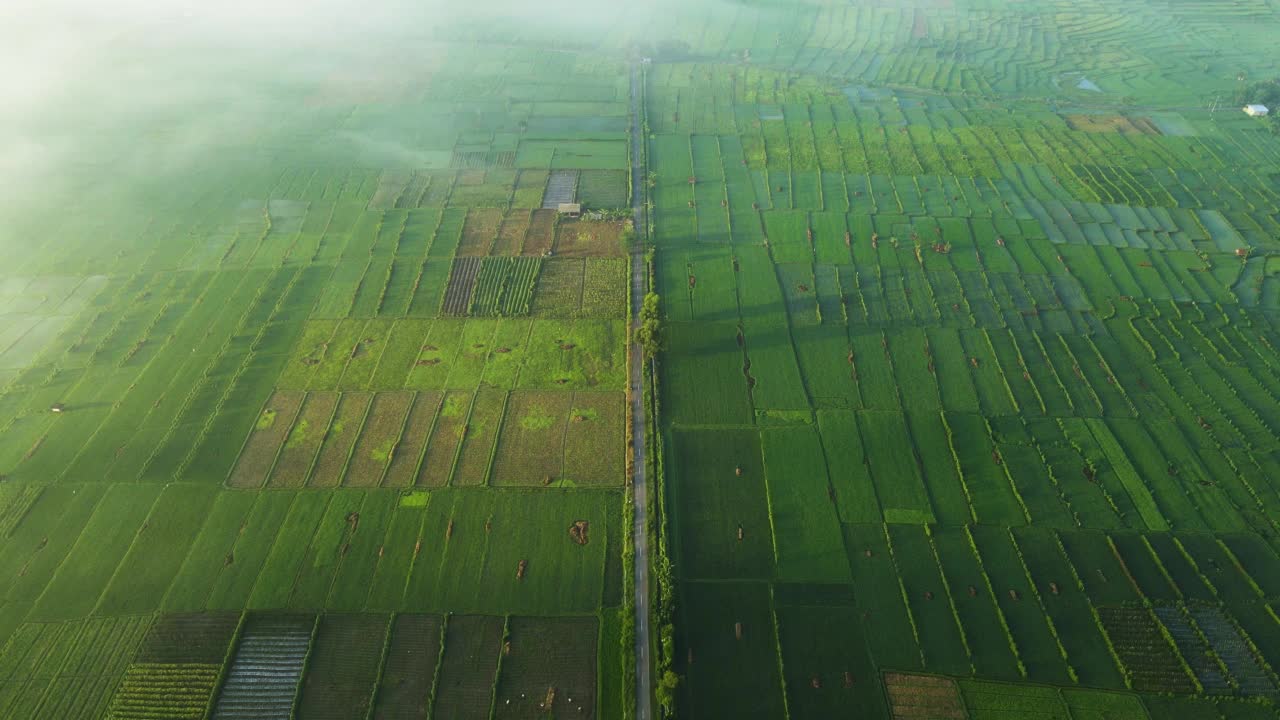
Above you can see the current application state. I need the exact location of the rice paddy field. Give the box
[642,0,1280,718]
[5,0,1280,717]
[0,9,635,718]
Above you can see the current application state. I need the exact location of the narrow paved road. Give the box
[628,60,653,720]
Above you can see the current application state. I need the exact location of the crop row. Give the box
[0,616,153,719]
[663,258,1280,533]
[673,419,1280,685]
[650,108,1280,216]
[1,256,329,486]
[209,614,313,720]
[0,262,266,476]
[669,311,1271,531]
[309,209,466,321]
[529,258,628,319]
[467,257,543,317]
[108,663,222,719]
[446,256,586,318]
[661,217,1247,332]
[0,476,624,656]
[745,522,1280,693]
[92,611,596,720]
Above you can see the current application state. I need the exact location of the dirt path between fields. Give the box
[628,59,654,720]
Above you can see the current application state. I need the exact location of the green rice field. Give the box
[4,0,1280,717]
[643,0,1280,718]
[0,5,634,718]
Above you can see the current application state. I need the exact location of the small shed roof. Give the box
[558,203,582,214]
[1244,104,1270,115]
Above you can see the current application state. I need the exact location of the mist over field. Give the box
[2,0,1280,717]
[0,0,675,232]
[0,2,417,218]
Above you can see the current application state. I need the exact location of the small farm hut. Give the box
[1244,104,1270,117]
[557,203,582,218]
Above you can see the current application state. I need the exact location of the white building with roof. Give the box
[1244,104,1270,117]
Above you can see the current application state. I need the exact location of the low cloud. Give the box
[0,0,711,232]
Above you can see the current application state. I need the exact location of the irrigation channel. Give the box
[628,59,654,720]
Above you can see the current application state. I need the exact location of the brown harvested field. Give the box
[885,673,957,689]
[893,705,966,720]
[344,391,415,487]
[888,684,963,700]
[492,209,533,255]
[268,392,339,488]
[520,209,557,256]
[493,616,598,720]
[417,390,473,486]
[563,391,626,485]
[457,207,503,256]
[382,391,442,487]
[308,391,373,487]
[884,673,966,720]
[442,257,482,316]
[451,388,508,486]
[490,390,574,485]
[229,391,305,488]
[1064,114,1161,135]
[554,219,626,258]
[530,258,585,317]
[432,615,503,720]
